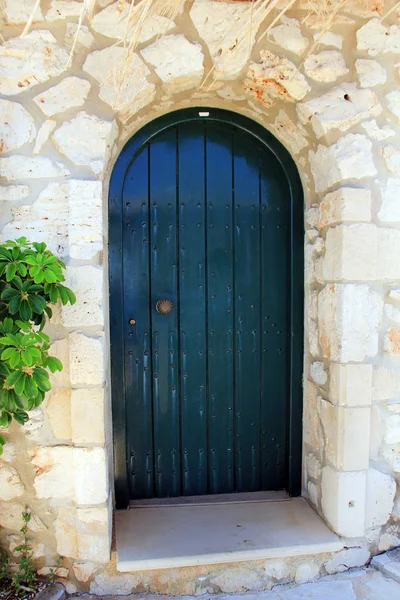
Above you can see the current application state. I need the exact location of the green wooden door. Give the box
[110,110,303,504]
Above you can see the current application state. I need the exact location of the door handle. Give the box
[156,299,174,315]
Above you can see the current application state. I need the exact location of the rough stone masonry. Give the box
[1,0,400,594]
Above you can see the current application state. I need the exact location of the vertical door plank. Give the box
[123,147,154,499]
[205,123,234,494]
[178,123,208,495]
[149,128,181,497]
[233,131,261,492]
[260,150,290,490]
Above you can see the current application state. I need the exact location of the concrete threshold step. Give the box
[115,497,343,572]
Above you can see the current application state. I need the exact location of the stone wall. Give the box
[0,0,400,594]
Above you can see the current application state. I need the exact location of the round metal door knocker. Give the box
[156,299,174,315]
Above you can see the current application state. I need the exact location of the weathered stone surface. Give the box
[306,453,322,480]
[61,266,103,327]
[83,47,155,120]
[389,288,400,302]
[384,414,400,445]
[271,110,309,155]
[0,185,29,202]
[318,284,382,362]
[365,468,396,528]
[313,32,343,49]
[323,224,377,281]
[281,580,356,600]
[387,91,400,121]
[0,464,25,500]
[319,188,371,228]
[325,548,370,574]
[330,363,372,407]
[71,389,105,445]
[361,119,395,140]
[90,572,139,595]
[310,362,327,385]
[304,51,348,83]
[244,51,310,105]
[210,566,263,593]
[46,1,85,21]
[378,228,400,279]
[55,506,110,562]
[298,84,381,138]
[309,134,376,193]
[385,303,400,323]
[33,120,56,155]
[49,339,70,387]
[74,448,108,505]
[4,0,43,25]
[141,35,204,93]
[216,87,246,102]
[8,534,45,558]
[385,327,400,355]
[264,559,290,581]
[382,147,400,176]
[32,446,74,499]
[0,156,69,181]
[38,567,69,578]
[64,23,94,50]
[357,18,400,56]
[68,180,103,260]
[268,17,308,56]
[0,31,69,96]
[0,442,15,462]
[355,58,387,87]
[373,367,400,402]
[379,180,400,222]
[318,398,370,470]
[294,563,319,584]
[92,2,175,43]
[372,552,400,584]
[34,77,91,117]
[303,381,322,454]
[0,99,36,153]
[52,112,117,176]
[190,0,260,80]
[72,562,98,583]
[0,182,68,255]
[46,389,71,440]
[321,466,366,537]
[69,332,104,386]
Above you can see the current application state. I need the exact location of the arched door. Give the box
[109,109,304,508]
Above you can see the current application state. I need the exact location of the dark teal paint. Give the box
[109,108,304,507]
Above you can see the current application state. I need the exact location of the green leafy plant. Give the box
[0,238,76,454]
[11,510,37,593]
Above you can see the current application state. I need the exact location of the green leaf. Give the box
[0,335,17,346]
[21,350,34,367]
[58,286,69,305]
[24,255,38,266]
[0,434,6,446]
[13,410,29,425]
[33,270,45,284]
[19,300,32,321]
[28,295,46,314]
[24,377,38,399]
[0,411,12,428]
[16,262,27,277]
[5,263,17,282]
[8,295,21,315]
[1,348,18,362]
[1,287,19,301]
[43,269,57,283]
[14,375,25,397]
[48,286,59,304]
[3,317,14,333]
[6,370,22,388]
[9,351,21,369]
[45,356,63,373]
[32,371,51,392]
[11,276,23,290]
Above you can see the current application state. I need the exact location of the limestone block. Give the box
[33,120,57,155]
[306,453,322,480]
[55,508,78,558]
[321,466,366,537]
[71,389,105,445]
[3,0,43,24]
[190,0,260,80]
[74,448,108,505]
[49,339,70,387]
[76,507,110,562]
[357,19,400,56]
[8,534,44,559]
[244,51,310,105]
[34,77,91,117]
[64,24,94,50]
[141,35,204,94]
[385,303,400,323]
[73,562,98,582]
[83,47,155,120]
[68,180,103,261]
[330,363,372,407]
[0,182,68,256]
[0,156,69,182]
[52,112,117,177]
[38,566,68,578]
[313,32,343,49]
[384,414,400,445]
[0,503,27,531]
[0,99,36,153]
[268,17,308,56]
[307,481,319,508]
[216,87,246,102]
[264,560,290,581]
[0,442,15,462]
[310,362,327,385]
[45,389,71,440]
[378,228,400,279]
[271,110,309,155]
[24,407,45,441]
[0,185,29,202]
[318,399,370,471]
[387,91,400,122]
[382,148,400,176]
[297,84,381,138]
[361,119,395,140]
[308,320,319,358]
[210,566,264,593]
[46,1,86,21]
[0,31,69,95]
[318,284,382,362]
[309,134,376,193]
[355,58,387,87]
[32,446,74,499]
[90,572,139,595]
[389,289,400,302]
[295,563,319,584]
[0,464,25,501]
[325,547,370,574]
[323,224,377,281]
[92,2,175,43]
[365,468,396,528]
[69,332,104,386]
[304,51,348,83]
[303,380,322,453]
[61,266,103,328]
[318,188,371,228]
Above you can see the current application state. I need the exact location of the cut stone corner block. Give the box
[321,466,366,538]
[330,363,372,407]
